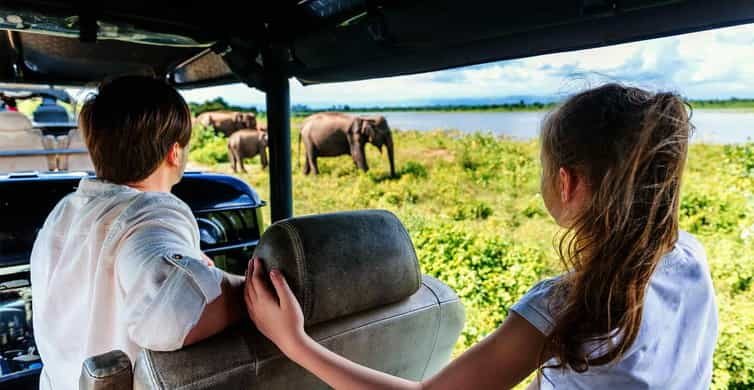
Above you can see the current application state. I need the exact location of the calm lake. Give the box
[356,110,754,144]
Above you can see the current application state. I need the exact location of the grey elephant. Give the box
[228,129,268,173]
[298,112,395,176]
[194,111,256,136]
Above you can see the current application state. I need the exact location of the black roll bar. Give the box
[0,148,88,157]
[263,46,293,222]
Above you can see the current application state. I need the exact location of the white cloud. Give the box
[182,22,754,107]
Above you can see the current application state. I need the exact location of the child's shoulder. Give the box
[676,230,705,257]
[124,190,193,218]
[657,231,710,283]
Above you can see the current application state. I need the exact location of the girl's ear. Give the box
[559,166,587,204]
[559,167,569,202]
[559,167,582,203]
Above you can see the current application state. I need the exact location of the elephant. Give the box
[194,111,256,136]
[298,112,395,176]
[228,129,268,173]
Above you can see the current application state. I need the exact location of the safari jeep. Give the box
[0,1,753,389]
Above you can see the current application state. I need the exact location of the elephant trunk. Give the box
[386,135,395,177]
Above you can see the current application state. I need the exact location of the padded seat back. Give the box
[33,97,70,123]
[133,274,463,389]
[0,111,55,172]
[80,210,465,389]
[58,129,94,172]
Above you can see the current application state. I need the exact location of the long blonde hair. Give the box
[540,84,691,371]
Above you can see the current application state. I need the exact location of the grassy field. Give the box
[190,123,754,389]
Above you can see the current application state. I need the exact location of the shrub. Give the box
[400,161,428,178]
[450,200,493,221]
[189,125,228,165]
[724,142,754,180]
[412,223,548,354]
[712,295,754,389]
[680,191,746,234]
[190,128,754,387]
[522,194,547,218]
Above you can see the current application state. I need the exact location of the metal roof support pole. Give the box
[264,46,293,222]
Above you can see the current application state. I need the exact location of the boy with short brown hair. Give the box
[31,76,244,390]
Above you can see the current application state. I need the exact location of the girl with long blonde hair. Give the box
[244,84,718,389]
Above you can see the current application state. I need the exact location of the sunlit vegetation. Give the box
[187,97,754,118]
[191,124,754,389]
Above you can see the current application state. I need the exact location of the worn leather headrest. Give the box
[0,111,33,132]
[252,210,421,326]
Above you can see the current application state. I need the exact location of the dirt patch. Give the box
[423,148,454,161]
[186,161,210,171]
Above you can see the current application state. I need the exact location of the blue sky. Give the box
[179,23,754,109]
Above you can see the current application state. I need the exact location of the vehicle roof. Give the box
[1,1,753,90]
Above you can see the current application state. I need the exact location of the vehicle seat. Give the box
[33,97,70,123]
[0,111,56,172]
[80,210,465,389]
[57,129,94,172]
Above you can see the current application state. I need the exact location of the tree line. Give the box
[189,97,754,116]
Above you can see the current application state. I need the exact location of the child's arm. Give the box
[245,258,547,390]
[183,271,244,346]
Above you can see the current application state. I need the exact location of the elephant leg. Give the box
[304,142,319,175]
[260,148,268,169]
[239,155,248,173]
[229,148,238,173]
[310,151,320,175]
[303,155,311,175]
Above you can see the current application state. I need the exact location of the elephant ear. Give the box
[348,118,363,136]
[362,119,377,143]
[348,118,359,132]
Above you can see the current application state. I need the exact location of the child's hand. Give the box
[244,258,307,354]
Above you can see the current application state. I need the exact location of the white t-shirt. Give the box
[511,231,718,389]
[30,178,224,390]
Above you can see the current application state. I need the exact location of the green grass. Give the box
[691,98,754,111]
[191,125,754,389]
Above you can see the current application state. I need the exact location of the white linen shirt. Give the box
[511,231,718,389]
[30,178,224,390]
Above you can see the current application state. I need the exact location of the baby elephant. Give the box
[228,129,268,173]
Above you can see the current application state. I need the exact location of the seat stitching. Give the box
[419,280,443,379]
[173,362,256,390]
[391,211,422,289]
[314,298,437,343]
[143,351,164,390]
[256,303,441,367]
[87,360,130,379]
[278,221,310,321]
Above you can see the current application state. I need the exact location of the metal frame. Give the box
[5,1,754,224]
[263,46,293,222]
[0,148,87,157]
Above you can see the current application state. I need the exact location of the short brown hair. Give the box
[79,75,192,184]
